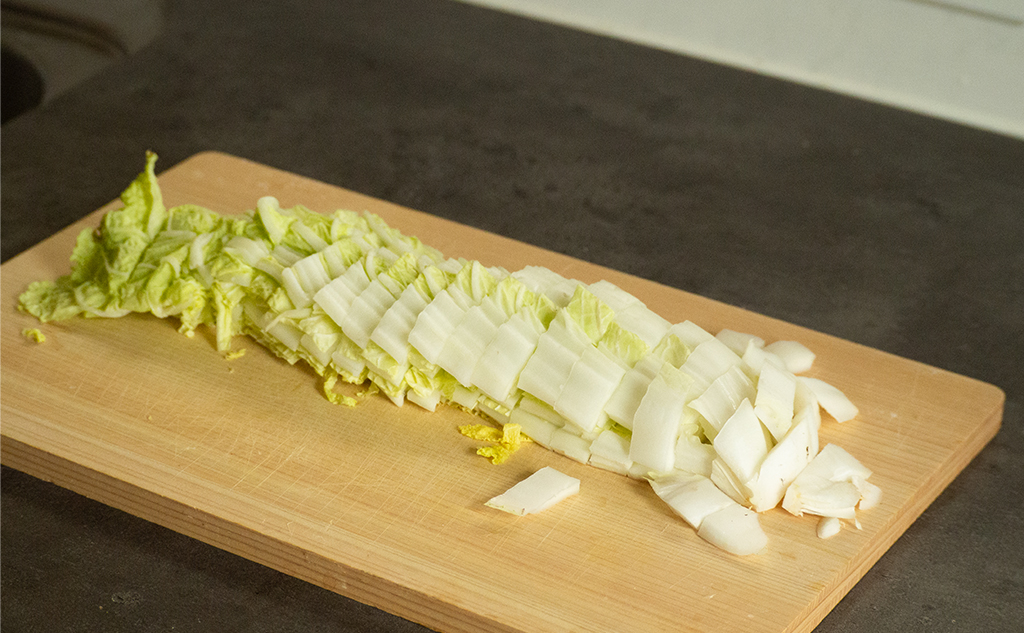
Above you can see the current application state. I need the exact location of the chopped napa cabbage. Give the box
[451,260,502,303]
[753,360,797,441]
[782,443,877,523]
[546,428,593,464]
[797,376,859,423]
[17,153,876,558]
[597,321,649,368]
[22,328,46,343]
[255,196,294,247]
[437,298,508,386]
[649,471,733,530]
[554,346,626,436]
[515,310,590,407]
[508,405,559,447]
[689,365,756,439]
[697,502,768,556]
[322,371,359,407]
[673,433,716,478]
[602,352,663,430]
[614,303,671,347]
[665,320,715,350]
[715,329,765,356]
[712,398,771,487]
[459,422,526,464]
[764,340,816,374]
[511,266,580,307]
[470,307,546,404]
[587,279,641,312]
[680,337,743,389]
[485,466,580,515]
[19,152,169,322]
[629,367,690,474]
[652,333,690,368]
[562,284,616,344]
[588,428,633,475]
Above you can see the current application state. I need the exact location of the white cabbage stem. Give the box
[485,467,580,516]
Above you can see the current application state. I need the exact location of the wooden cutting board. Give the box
[1,151,1004,633]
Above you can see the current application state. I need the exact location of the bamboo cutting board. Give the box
[1,152,1004,633]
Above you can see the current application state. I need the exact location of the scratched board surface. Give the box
[0,152,1004,633]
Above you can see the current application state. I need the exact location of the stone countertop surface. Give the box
[2,1,1022,631]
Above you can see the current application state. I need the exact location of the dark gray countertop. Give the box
[2,1,1022,631]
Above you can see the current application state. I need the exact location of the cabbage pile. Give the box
[19,153,879,555]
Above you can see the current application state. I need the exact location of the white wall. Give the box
[459,0,1024,140]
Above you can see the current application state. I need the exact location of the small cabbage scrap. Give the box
[22,328,46,343]
[322,372,359,407]
[485,466,580,516]
[459,422,526,464]
[782,443,880,535]
[459,423,504,443]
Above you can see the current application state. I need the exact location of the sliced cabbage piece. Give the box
[665,320,715,351]
[485,467,580,516]
[562,284,616,344]
[281,250,334,309]
[588,428,633,475]
[370,262,457,368]
[712,398,771,487]
[603,352,663,430]
[689,364,756,439]
[649,472,768,556]
[587,279,640,312]
[471,307,547,403]
[547,428,593,464]
[629,366,692,474]
[753,360,797,442]
[370,282,430,365]
[508,405,560,448]
[649,471,733,529]
[747,405,818,512]
[673,434,716,478]
[817,516,842,539]
[407,286,470,365]
[715,329,765,356]
[516,310,590,406]
[312,252,377,326]
[340,252,422,349]
[596,321,649,369]
[554,346,627,436]
[697,503,768,556]
[782,443,877,524]
[511,266,580,307]
[797,376,859,422]
[614,303,672,348]
[680,337,743,389]
[764,340,816,374]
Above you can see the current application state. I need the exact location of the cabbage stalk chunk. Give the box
[18,154,880,556]
[485,467,580,515]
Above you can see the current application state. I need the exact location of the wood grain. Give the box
[0,151,1004,633]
